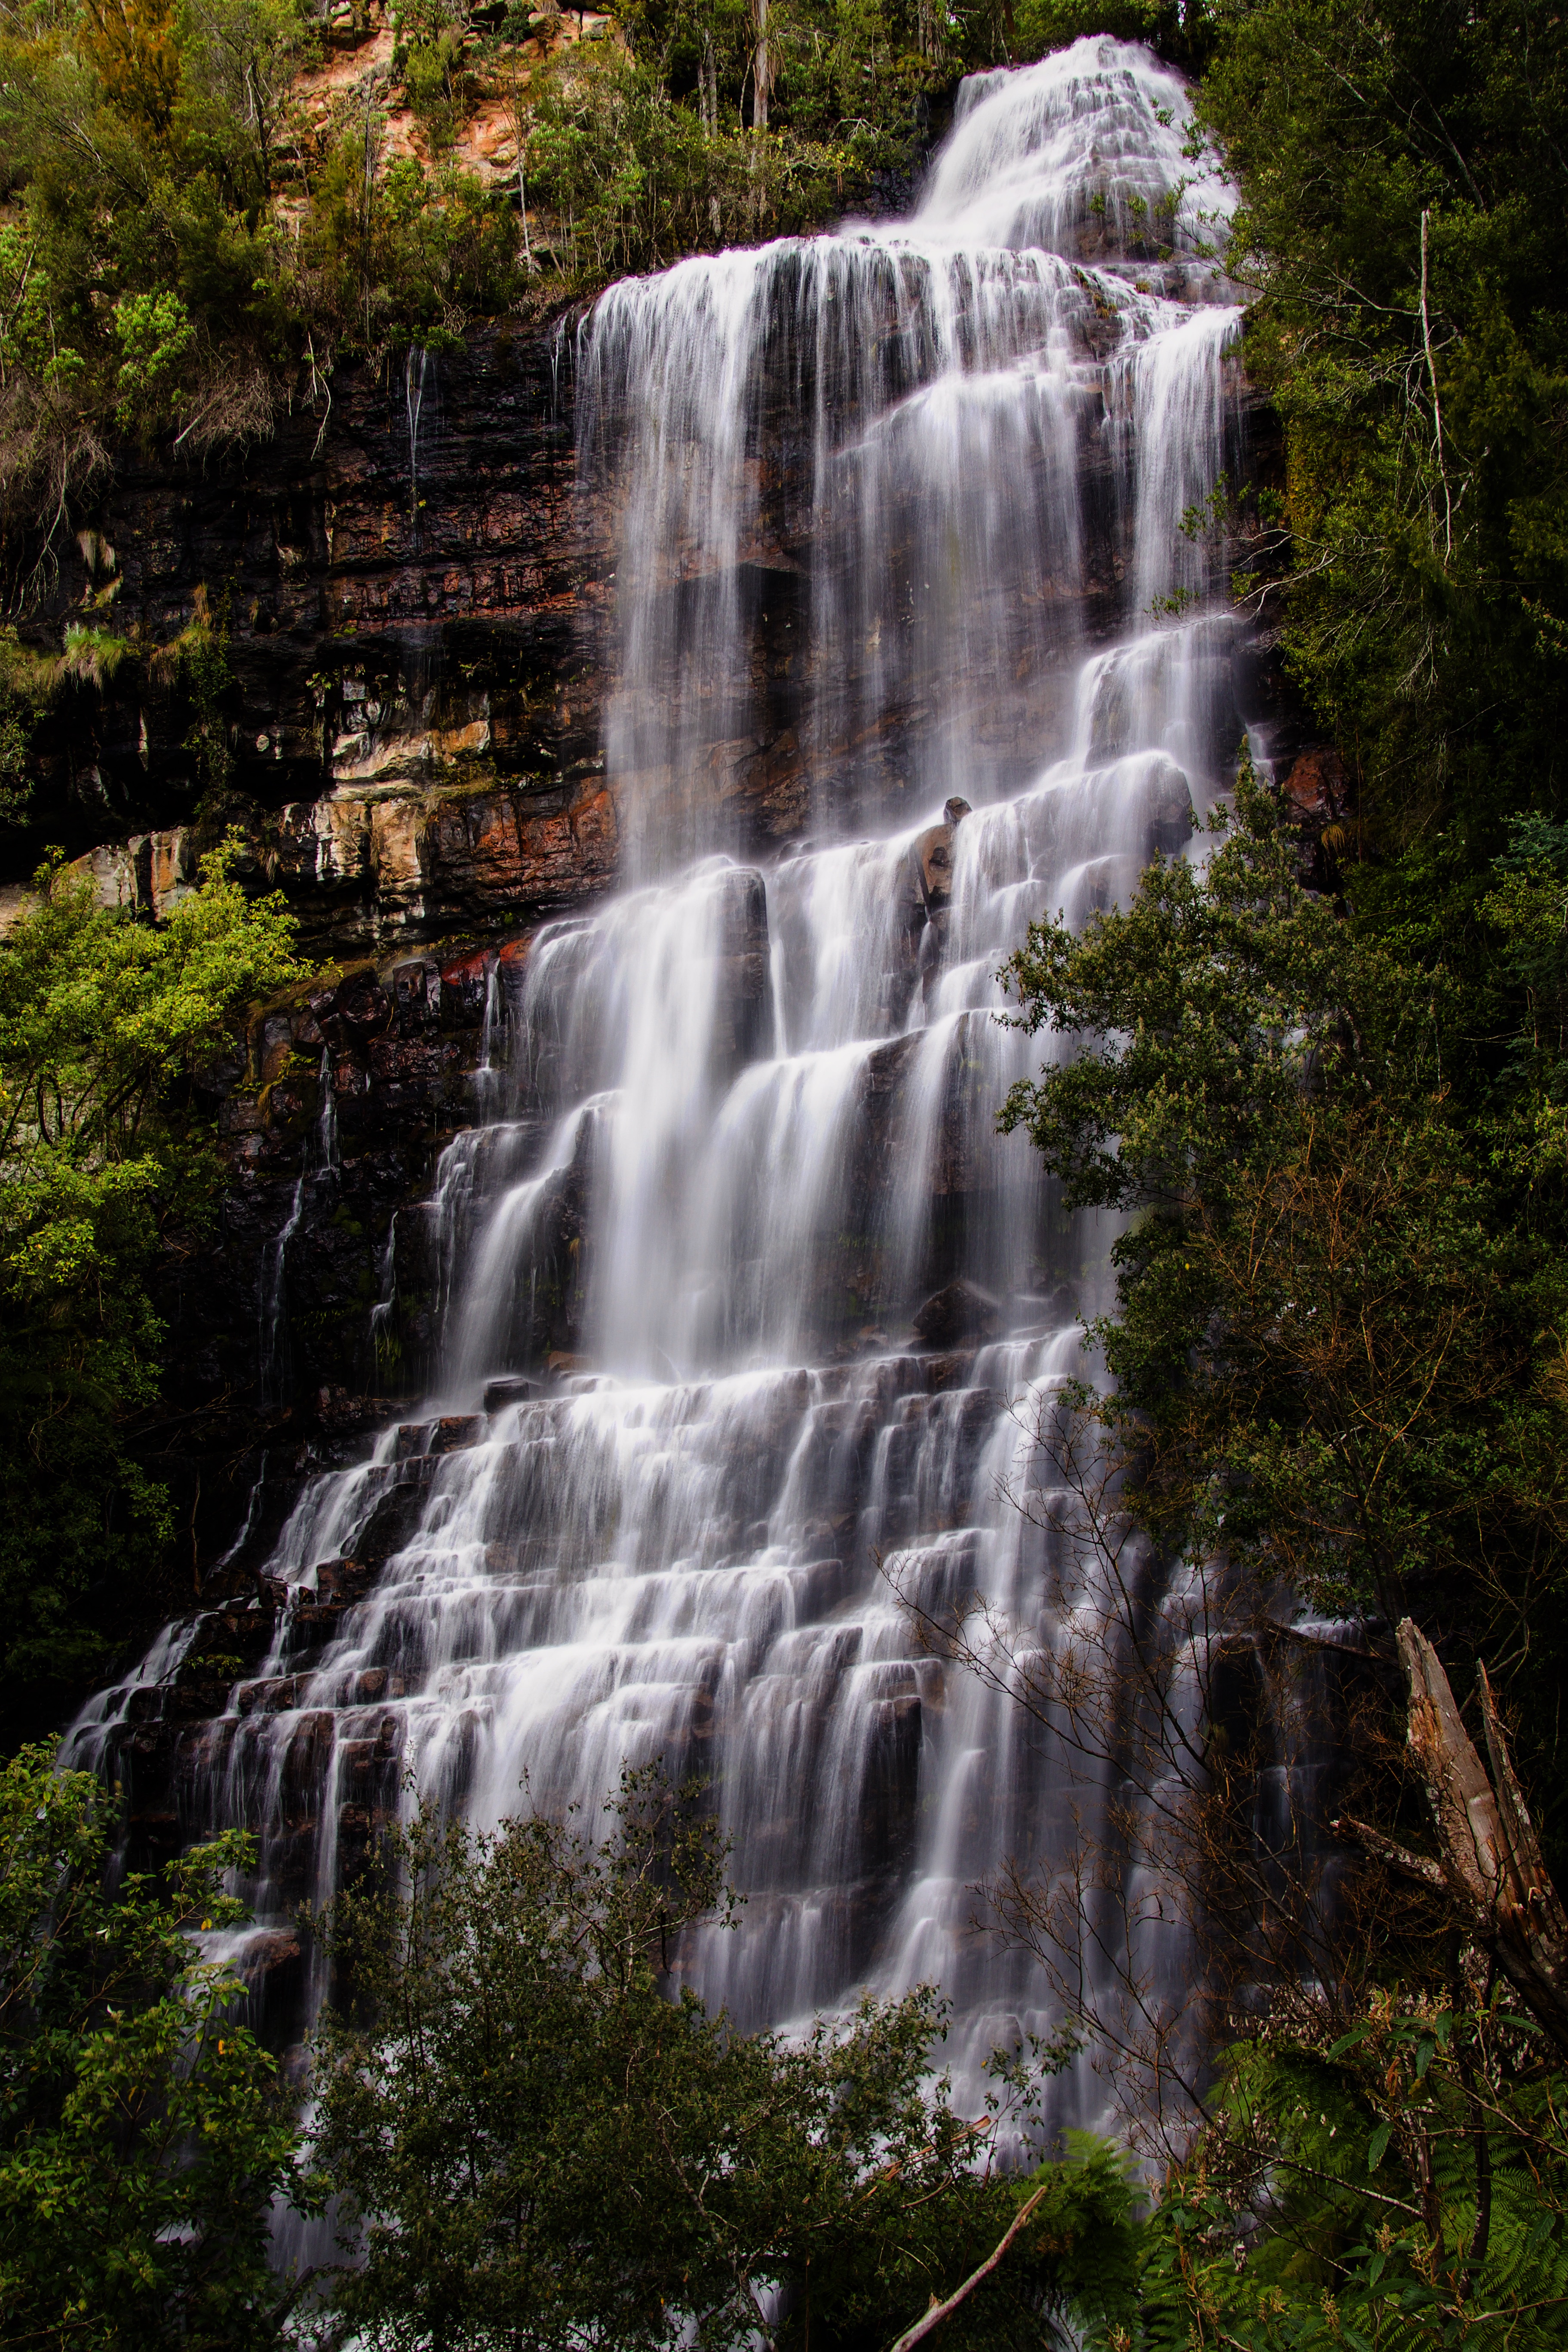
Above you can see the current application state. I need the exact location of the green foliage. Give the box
[1196,0,1568,857]
[152,582,236,794]
[310,1764,1144,2350]
[1000,764,1568,1697]
[0,626,55,828]
[996,767,1568,2339]
[1086,1985,1568,2352]
[113,286,197,430]
[298,133,522,352]
[0,221,83,389]
[1007,0,1207,71]
[0,835,303,1738]
[0,1742,310,2349]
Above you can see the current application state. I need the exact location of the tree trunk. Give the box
[517,160,534,270]
[1341,1619,1568,2055]
[750,0,770,131]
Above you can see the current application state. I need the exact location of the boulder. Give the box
[430,1413,486,1454]
[911,822,954,914]
[912,1279,1001,1348]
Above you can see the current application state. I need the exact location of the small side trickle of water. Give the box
[258,1048,337,1408]
[405,345,433,544]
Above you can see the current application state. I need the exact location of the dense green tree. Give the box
[310,1766,1144,2352]
[986,767,1568,2344]
[0,1741,310,2349]
[0,835,302,1739]
[1196,0,1568,862]
[998,762,1568,1848]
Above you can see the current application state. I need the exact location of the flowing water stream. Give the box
[71,36,1266,2143]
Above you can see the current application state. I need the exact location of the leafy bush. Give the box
[0,1743,310,2349]
[310,1763,1146,2350]
[0,834,303,1737]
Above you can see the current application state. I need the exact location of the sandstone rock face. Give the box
[17,320,622,954]
[17,312,1289,958]
[67,775,623,957]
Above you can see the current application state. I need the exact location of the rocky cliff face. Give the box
[15,321,623,953]
[17,306,1289,951]
[25,300,1298,1564]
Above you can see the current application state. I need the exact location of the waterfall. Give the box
[258,1047,338,1408]
[70,37,1265,2146]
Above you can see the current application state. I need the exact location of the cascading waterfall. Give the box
[71,38,1275,2145]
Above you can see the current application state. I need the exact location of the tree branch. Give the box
[885,2182,1051,2352]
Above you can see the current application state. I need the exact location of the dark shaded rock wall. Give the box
[12,321,623,955]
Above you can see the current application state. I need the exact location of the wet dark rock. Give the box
[353,1481,433,1568]
[12,323,611,927]
[1009,1285,1080,1332]
[1281,743,1350,889]
[710,867,773,1075]
[913,1279,1002,1347]
[315,1384,396,1436]
[430,1413,485,1454]
[910,820,956,916]
[483,1375,537,1412]
[440,947,494,1026]
[314,1557,376,1602]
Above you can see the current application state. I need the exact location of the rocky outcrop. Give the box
[912,1278,1001,1348]
[12,318,1291,955]
[75,769,622,957]
[12,319,620,955]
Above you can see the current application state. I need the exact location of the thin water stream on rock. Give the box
[70,36,1267,2148]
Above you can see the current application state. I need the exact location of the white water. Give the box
[71,40,1258,2144]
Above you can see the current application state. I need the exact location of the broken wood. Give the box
[884,2181,1052,2352]
[1384,1619,1568,2054]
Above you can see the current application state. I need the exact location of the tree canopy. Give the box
[310,1766,1144,2352]
[0,1743,310,2350]
[0,836,301,1738]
